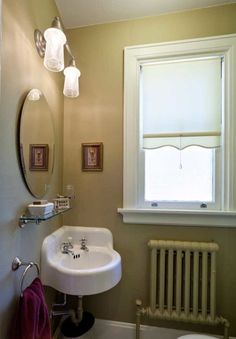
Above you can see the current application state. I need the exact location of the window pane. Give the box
[145,146,214,202]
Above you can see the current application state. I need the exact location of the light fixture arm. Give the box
[65,43,75,62]
[68,57,76,67]
[51,16,64,30]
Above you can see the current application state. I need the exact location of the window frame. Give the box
[118,34,236,227]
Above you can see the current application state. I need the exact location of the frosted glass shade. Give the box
[63,66,81,98]
[141,57,222,149]
[43,27,66,72]
[27,88,42,101]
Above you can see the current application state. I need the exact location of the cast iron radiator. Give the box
[135,240,229,339]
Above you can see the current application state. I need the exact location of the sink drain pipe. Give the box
[53,295,95,338]
[76,296,83,324]
[51,294,84,326]
[51,293,76,322]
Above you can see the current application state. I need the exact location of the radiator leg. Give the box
[136,299,143,339]
[221,317,230,339]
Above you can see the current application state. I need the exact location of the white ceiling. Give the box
[54,0,235,29]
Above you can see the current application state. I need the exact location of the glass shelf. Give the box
[19,208,71,228]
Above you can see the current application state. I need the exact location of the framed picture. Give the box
[82,143,103,171]
[29,144,49,171]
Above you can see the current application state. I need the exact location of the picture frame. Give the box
[82,143,103,171]
[29,144,49,171]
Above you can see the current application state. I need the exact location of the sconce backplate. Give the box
[34,29,46,58]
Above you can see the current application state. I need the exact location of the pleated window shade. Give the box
[141,57,222,150]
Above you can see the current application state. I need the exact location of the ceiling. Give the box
[54,0,235,29]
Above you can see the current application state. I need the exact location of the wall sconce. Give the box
[34,17,80,98]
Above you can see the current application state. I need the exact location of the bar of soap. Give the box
[28,202,54,216]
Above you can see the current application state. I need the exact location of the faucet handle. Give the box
[67,236,73,249]
[61,242,68,252]
[80,237,88,251]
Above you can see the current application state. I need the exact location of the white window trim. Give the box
[118,34,236,227]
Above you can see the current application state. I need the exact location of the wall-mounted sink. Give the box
[41,226,122,295]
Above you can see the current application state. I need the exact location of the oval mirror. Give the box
[19,89,55,198]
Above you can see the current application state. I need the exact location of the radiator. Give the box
[136,240,229,339]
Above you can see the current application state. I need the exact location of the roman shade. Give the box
[141,57,222,150]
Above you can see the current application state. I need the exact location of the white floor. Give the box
[93,319,192,339]
[54,318,229,339]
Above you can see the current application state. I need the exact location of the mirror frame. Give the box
[18,89,55,198]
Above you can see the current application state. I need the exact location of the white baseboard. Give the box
[54,318,235,339]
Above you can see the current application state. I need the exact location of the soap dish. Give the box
[28,202,54,216]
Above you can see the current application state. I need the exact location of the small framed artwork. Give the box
[29,144,49,171]
[82,143,103,171]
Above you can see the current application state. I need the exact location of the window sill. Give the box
[117,208,236,227]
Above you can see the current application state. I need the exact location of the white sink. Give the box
[41,226,122,296]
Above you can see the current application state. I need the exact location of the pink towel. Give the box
[10,278,51,339]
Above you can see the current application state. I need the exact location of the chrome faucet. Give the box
[80,237,89,251]
[61,237,74,255]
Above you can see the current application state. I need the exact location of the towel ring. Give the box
[12,257,40,296]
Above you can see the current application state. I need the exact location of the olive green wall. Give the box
[0,1,63,337]
[1,2,236,338]
[63,4,236,336]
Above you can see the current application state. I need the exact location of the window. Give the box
[140,56,222,210]
[118,34,236,227]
